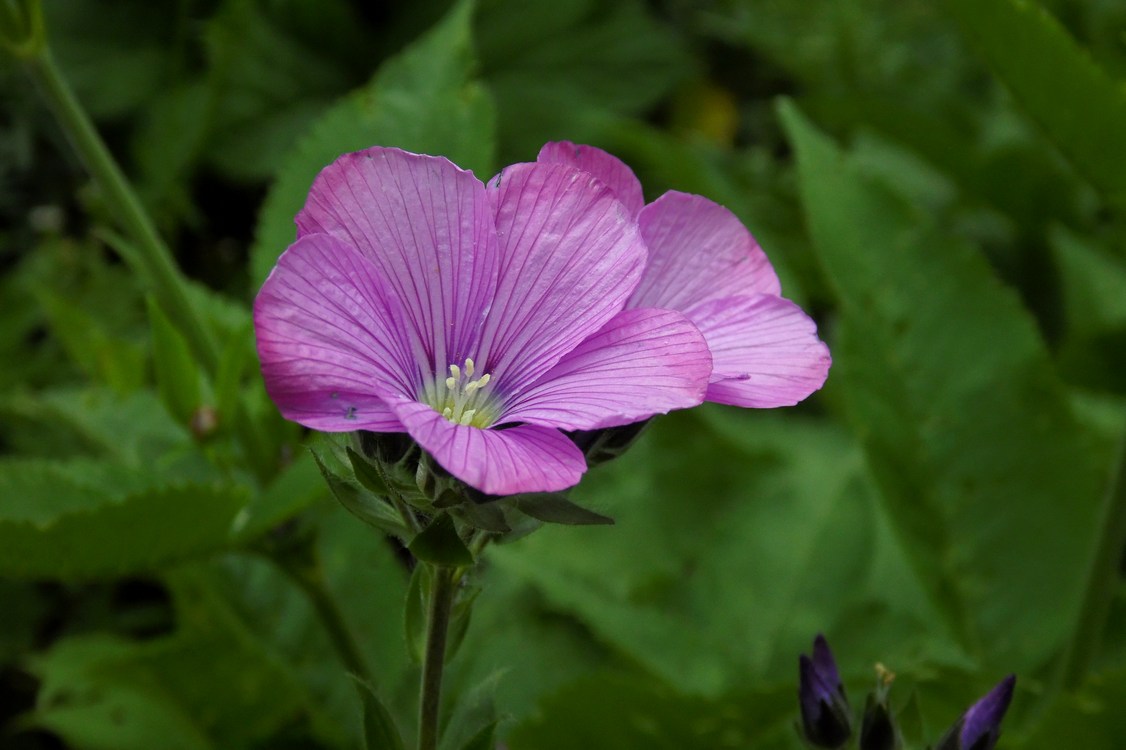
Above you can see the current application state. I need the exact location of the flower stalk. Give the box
[418,564,457,750]
[21,46,219,375]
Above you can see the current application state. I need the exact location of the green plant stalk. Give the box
[418,564,457,750]
[24,48,220,375]
[1060,419,1126,689]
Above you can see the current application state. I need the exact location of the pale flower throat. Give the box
[427,357,500,428]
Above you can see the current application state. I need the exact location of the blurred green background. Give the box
[2,0,1126,747]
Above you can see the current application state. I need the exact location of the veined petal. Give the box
[296,147,498,377]
[631,191,781,311]
[502,308,711,430]
[254,234,417,431]
[537,141,645,219]
[685,294,831,408]
[387,396,586,495]
[477,162,647,395]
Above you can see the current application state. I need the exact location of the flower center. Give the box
[428,358,500,428]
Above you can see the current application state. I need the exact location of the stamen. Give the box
[430,357,496,427]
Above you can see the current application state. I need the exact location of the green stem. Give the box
[418,565,456,750]
[1060,418,1126,689]
[24,48,219,375]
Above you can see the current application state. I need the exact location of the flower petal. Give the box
[537,141,645,219]
[296,147,498,376]
[254,233,416,431]
[630,191,781,311]
[685,294,831,408]
[501,308,711,429]
[477,162,647,395]
[387,396,586,494]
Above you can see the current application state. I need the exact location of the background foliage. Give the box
[2,0,1126,747]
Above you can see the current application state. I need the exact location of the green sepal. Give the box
[408,513,473,567]
[404,563,430,663]
[346,446,390,496]
[147,296,202,427]
[310,449,406,537]
[513,493,614,526]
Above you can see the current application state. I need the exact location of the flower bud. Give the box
[568,420,650,467]
[798,634,852,748]
[933,675,1015,750]
[859,693,899,750]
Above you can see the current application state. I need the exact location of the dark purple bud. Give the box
[934,676,1016,750]
[798,634,852,748]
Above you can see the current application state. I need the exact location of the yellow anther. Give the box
[465,358,475,377]
[449,364,461,381]
[477,373,491,388]
[459,409,476,425]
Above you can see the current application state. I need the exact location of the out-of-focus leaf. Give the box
[26,567,336,749]
[479,0,692,161]
[147,297,201,426]
[439,670,501,750]
[357,678,406,750]
[43,1,173,120]
[507,671,796,750]
[229,451,327,544]
[490,409,881,695]
[203,0,352,183]
[250,0,496,284]
[35,287,146,394]
[946,0,1126,207]
[781,101,1108,671]
[217,507,414,745]
[404,563,430,663]
[0,388,187,465]
[0,459,248,579]
[1020,667,1126,749]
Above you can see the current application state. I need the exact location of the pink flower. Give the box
[254,147,712,495]
[539,142,831,408]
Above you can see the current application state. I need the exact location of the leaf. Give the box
[489,409,883,694]
[147,297,202,426]
[408,513,473,567]
[945,0,1126,207]
[35,287,147,394]
[347,446,391,496]
[479,0,692,160]
[404,563,431,663]
[439,670,502,750]
[310,449,407,536]
[25,567,338,750]
[229,452,327,544]
[356,679,407,750]
[0,459,248,579]
[202,0,352,183]
[779,100,1109,670]
[512,493,614,526]
[506,671,796,750]
[250,0,496,285]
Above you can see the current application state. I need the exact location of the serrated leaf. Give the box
[311,449,406,536]
[408,513,473,567]
[250,0,496,284]
[780,100,1108,670]
[0,466,248,579]
[513,493,613,526]
[347,446,391,496]
[148,296,202,426]
[945,0,1126,207]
